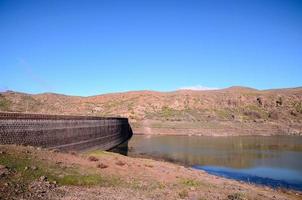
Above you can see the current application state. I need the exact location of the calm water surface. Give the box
[128,135,302,191]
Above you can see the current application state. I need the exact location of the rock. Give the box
[290,110,298,116]
[276,97,283,107]
[24,166,29,171]
[256,97,263,106]
[28,177,57,199]
[0,150,6,154]
[39,176,47,181]
[0,165,10,177]
[231,114,235,120]
[31,166,38,170]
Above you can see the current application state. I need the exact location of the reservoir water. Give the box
[128,135,302,191]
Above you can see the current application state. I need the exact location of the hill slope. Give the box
[1,87,302,136]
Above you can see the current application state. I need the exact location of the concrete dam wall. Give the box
[0,112,133,151]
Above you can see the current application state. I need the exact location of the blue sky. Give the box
[0,0,301,96]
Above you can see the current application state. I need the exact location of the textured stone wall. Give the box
[0,112,133,151]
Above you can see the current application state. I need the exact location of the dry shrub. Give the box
[69,151,77,156]
[88,156,99,162]
[243,111,261,119]
[115,160,126,166]
[97,163,108,169]
[227,193,246,200]
[179,189,189,199]
[144,164,153,168]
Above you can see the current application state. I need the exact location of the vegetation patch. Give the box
[159,106,183,119]
[294,101,302,114]
[227,192,246,200]
[180,178,202,187]
[56,173,102,186]
[20,95,43,112]
[215,109,233,120]
[146,107,206,122]
[243,105,268,119]
[0,96,11,111]
[0,147,122,188]
[58,173,122,187]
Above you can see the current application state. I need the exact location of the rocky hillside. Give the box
[1,87,302,136]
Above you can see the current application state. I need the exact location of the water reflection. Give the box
[128,135,302,169]
[194,165,302,191]
[110,141,129,156]
[127,135,302,190]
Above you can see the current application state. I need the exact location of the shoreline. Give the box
[133,132,302,137]
[1,145,301,199]
[126,148,302,192]
[127,134,302,193]
[132,119,302,137]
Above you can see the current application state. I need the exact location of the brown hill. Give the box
[1,87,302,136]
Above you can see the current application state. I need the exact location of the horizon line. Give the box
[1,85,302,97]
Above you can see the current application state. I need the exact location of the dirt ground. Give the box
[0,145,301,200]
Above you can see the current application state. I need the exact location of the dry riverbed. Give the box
[0,145,301,200]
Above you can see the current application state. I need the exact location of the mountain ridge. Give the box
[3,85,302,97]
[1,86,301,136]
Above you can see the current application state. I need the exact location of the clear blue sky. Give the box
[1,0,301,96]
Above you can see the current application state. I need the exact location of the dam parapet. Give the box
[0,112,133,151]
